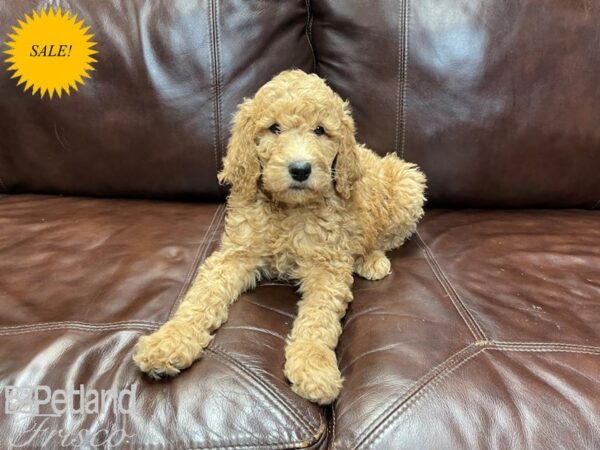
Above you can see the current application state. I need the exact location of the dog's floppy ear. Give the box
[335,101,362,199]
[218,98,260,200]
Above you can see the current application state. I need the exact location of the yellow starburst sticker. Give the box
[4,7,97,99]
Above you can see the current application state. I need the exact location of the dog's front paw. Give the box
[284,340,343,405]
[354,250,391,281]
[133,321,209,379]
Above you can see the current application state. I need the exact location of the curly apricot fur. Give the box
[133,70,426,404]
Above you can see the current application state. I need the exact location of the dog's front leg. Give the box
[133,249,260,379]
[284,264,354,404]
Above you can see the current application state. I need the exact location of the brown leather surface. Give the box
[418,210,600,343]
[0,195,222,326]
[1,1,599,448]
[331,209,600,449]
[0,1,313,200]
[2,196,597,448]
[2,1,598,207]
[0,195,326,449]
[372,350,600,449]
[311,0,600,207]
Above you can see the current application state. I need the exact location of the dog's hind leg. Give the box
[377,155,427,253]
[354,250,391,280]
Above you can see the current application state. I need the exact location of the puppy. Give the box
[134,70,426,405]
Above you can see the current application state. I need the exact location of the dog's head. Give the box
[218,70,361,205]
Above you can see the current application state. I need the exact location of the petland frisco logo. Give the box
[3,384,137,448]
[4,384,137,416]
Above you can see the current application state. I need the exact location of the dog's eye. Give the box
[269,123,281,134]
[314,126,325,136]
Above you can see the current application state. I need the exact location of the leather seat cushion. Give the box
[0,195,325,449]
[332,209,600,449]
[2,196,598,449]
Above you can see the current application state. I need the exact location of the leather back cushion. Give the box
[0,0,313,200]
[2,1,599,207]
[312,0,600,207]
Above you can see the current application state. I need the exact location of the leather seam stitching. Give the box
[415,231,487,341]
[364,347,486,449]
[207,345,322,437]
[208,0,218,179]
[359,345,486,450]
[350,340,600,449]
[330,402,337,449]
[401,0,410,158]
[167,204,225,319]
[393,0,402,154]
[394,0,410,157]
[494,341,600,348]
[209,0,224,197]
[304,0,317,72]
[153,429,327,450]
[490,342,600,354]
[215,0,224,193]
[174,437,324,450]
[0,320,161,330]
[180,442,319,450]
[492,347,600,355]
[0,322,158,336]
[350,343,480,449]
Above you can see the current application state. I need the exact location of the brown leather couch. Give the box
[1,1,598,449]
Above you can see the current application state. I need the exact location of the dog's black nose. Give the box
[288,161,312,182]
